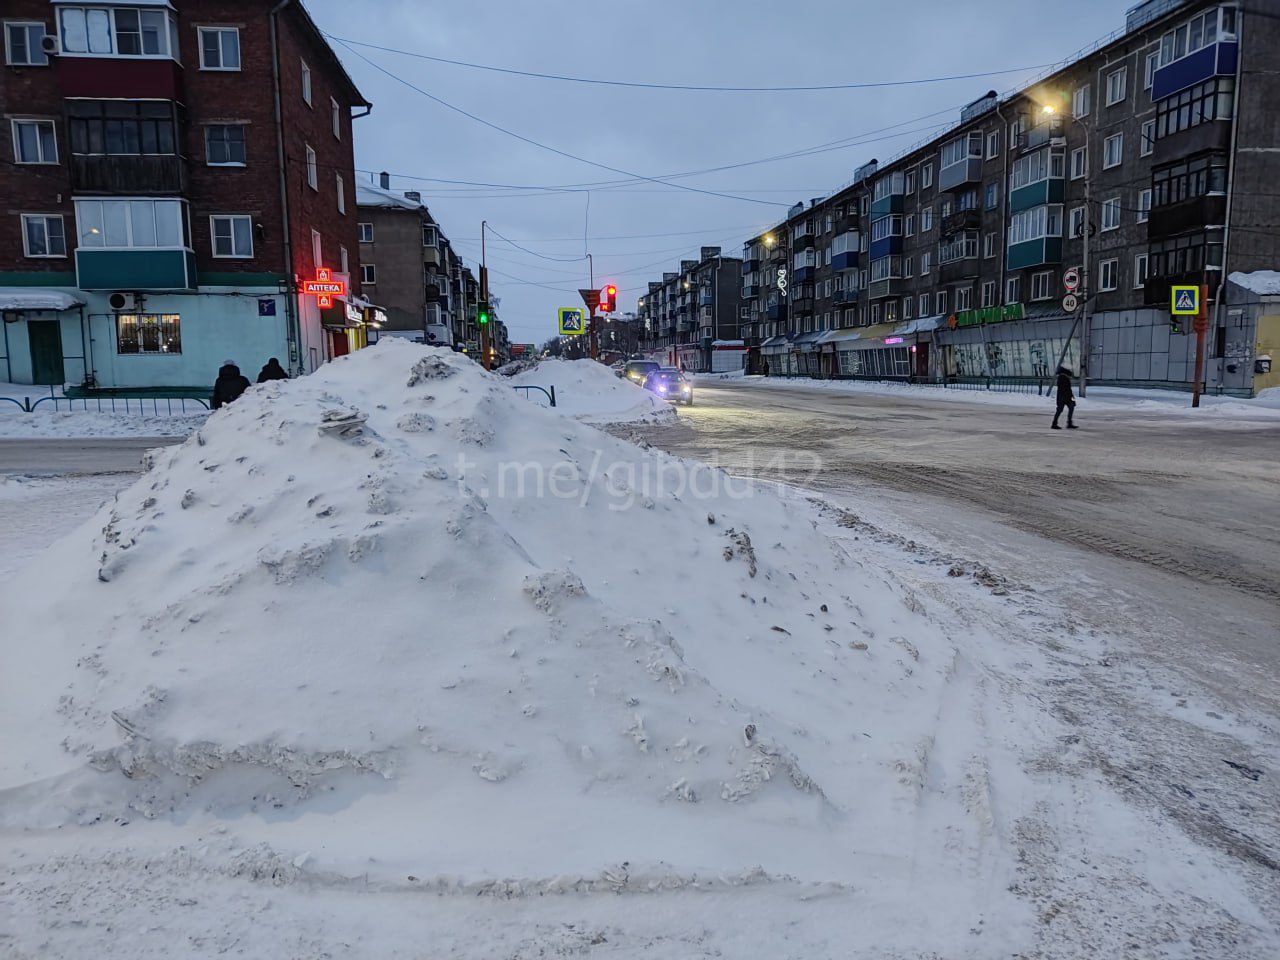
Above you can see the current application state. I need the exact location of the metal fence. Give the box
[511,384,556,407]
[0,390,210,415]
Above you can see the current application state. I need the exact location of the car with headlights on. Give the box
[623,359,661,384]
[642,367,693,405]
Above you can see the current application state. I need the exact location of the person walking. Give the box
[256,357,289,383]
[1051,365,1078,430]
[211,360,251,410]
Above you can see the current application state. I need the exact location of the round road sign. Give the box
[1063,267,1080,292]
[1062,293,1080,313]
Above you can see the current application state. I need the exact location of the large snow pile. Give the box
[0,341,1025,953]
[510,357,675,423]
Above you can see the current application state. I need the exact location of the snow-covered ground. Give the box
[1,341,1276,958]
[0,381,207,438]
[510,357,676,424]
[696,371,1280,420]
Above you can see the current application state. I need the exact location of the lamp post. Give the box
[1043,104,1091,397]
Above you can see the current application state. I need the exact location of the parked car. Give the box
[623,359,661,384]
[642,367,693,405]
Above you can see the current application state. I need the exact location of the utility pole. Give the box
[587,253,598,360]
[1079,132,1092,399]
[478,221,491,370]
[1191,282,1209,407]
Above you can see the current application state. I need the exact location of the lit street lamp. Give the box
[1042,104,1091,397]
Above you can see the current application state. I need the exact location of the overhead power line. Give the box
[326,34,1052,94]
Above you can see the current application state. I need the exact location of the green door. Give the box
[28,322,65,385]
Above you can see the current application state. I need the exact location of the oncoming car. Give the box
[623,359,661,384]
[642,367,693,405]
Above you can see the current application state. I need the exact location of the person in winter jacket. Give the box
[256,357,289,383]
[1051,366,1078,430]
[211,360,251,410]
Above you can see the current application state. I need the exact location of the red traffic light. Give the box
[599,284,617,312]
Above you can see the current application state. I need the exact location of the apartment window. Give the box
[986,129,1000,159]
[1069,206,1086,239]
[75,198,185,248]
[1134,253,1149,287]
[198,26,240,70]
[1101,197,1121,231]
[1139,120,1155,158]
[918,293,930,316]
[117,313,180,354]
[1105,67,1127,106]
[903,256,914,277]
[905,214,915,237]
[305,143,317,190]
[1137,188,1151,223]
[921,163,933,189]
[1150,232,1222,279]
[941,132,982,169]
[21,214,66,257]
[1010,146,1064,190]
[336,174,345,214]
[1159,7,1235,68]
[905,169,916,193]
[1008,117,1024,148]
[1099,258,1119,291]
[1103,133,1124,169]
[1153,155,1227,208]
[921,251,931,275]
[204,124,245,165]
[985,182,999,210]
[330,97,341,139]
[983,232,997,258]
[1070,146,1087,180]
[311,229,321,268]
[870,215,903,242]
[871,303,882,324]
[1155,77,1234,140]
[423,223,438,247]
[1072,84,1090,118]
[936,290,948,314]
[339,245,348,273]
[955,286,973,311]
[981,280,996,307]
[65,100,176,157]
[12,119,57,163]
[1144,50,1159,90]
[1008,204,1063,245]
[1031,271,1053,301]
[58,7,176,58]
[1005,276,1020,304]
[6,22,48,65]
[358,222,373,243]
[921,207,933,232]
[940,198,952,219]
[939,231,979,264]
[210,214,253,258]
[903,297,913,320]
[300,59,313,105]
[361,263,376,284]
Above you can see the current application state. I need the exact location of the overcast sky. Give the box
[307,0,1130,346]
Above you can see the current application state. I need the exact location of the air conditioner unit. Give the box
[40,35,59,57]
[108,292,138,311]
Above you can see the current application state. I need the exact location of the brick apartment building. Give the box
[648,0,1280,395]
[355,173,509,364]
[632,246,743,372]
[0,0,370,388]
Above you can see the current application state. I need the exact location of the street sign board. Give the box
[558,307,586,335]
[1063,267,1080,292]
[1171,285,1200,315]
[578,288,601,311]
[1062,293,1079,313]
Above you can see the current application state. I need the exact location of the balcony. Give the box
[766,300,787,321]
[941,208,982,237]
[792,297,814,316]
[56,56,183,100]
[423,246,441,267]
[699,290,714,306]
[1151,119,1231,165]
[870,194,904,218]
[1152,40,1238,101]
[1009,177,1064,213]
[1018,118,1064,155]
[69,154,187,195]
[1144,271,1210,308]
[939,157,982,192]
[792,231,815,249]
[1147,194,1226,240]
[1006,237,1063,271]
[741,257,761,273]
[868,235,903,261]
[76,248,196,291]
[939,256,981,284]
[742,283,760,298]
[868,278,903,301]
[794,264,815,282]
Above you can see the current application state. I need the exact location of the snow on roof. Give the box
[0,289,84,312]
[1229,270,1280,297]
[354,180,424,210]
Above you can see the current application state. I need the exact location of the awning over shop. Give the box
[896,314,944,335]
[793,331,824,352]
[816,327,867,345]
[0,289,84,312]
[760,335,791,354]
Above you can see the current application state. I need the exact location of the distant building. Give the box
[634,247,742,372]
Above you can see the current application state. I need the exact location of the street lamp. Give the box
[1042,104,1091,397]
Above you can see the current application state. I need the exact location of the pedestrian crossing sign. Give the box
[1171,285,1200,315]
[558,307,586,335]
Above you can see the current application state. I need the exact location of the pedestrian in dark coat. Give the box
[211,360,251,410]
[256,357,289,383]
[1051,366,1078,429]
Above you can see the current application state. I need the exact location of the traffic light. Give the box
[1170,315,1181,334]
[599,284,616,313]
[477,301,490,325]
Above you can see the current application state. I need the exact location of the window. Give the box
[936,290,948,314]
[1150,232,1222,279]
[59,7,176,58]
[1069,206,1086,239]
[1008,117,1024,148]
[423,223,438,247]
[1103,133,1124,169]
[870,216,902,242]
[1070,146,1087,180]
[984,232,997,258]
[920,207,933,232]
[981,280,996,307]
[1010,147,1063,190]
[336,174,345,214]
[311,229,321,268]
[1101,197,1121,231]
[985,182,999,210]
[921,251,931,275]
[1134,253,1149,287]
[1105,67,1127,106]
[921,164,933,189]
[305,144,317,190]
[918,293,930,316]
[1072,84,1090,118]
[339,245,348,273]
[361,263,376,284]
[6,22,48,65]
[986,129,1000,159]
[12,119,57,163]
[116,314,180,355]
[75,198,185,248]
[1099,258,1119,291]
[1152,155,1228,208]
[1008,205,1063,245]
[330,97,341,139]
[905,170,916,193]
[358,222,373,243]
[198,26,240,70]
[939,231,979,264]
[903,257,914,277]
[301,59,313,105]
[204,124,245,165]
[905,214,915,237]
[872,172,904,201]
[1005,276,1020,304]
[903,297,913,320]
[1140,120,1155,157]
[21,214,66,257]
[1144,50,1159,90]
[1031,271,1053,301]
[1155,77,1234,140]
[210,214,253,258]
[1137,188,1151,223]
[955,286,973,311]
[940,198,952,219]
[869,257,903,282]
[941,132,982,168]
[1159,7,1234,68]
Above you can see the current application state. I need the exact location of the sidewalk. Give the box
[0,381,207,438]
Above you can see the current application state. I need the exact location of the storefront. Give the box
[791,331,823,377]
[760,335,792,375]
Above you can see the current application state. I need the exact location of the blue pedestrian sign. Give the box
[1170,285,1199,315]
[558,307,586,335]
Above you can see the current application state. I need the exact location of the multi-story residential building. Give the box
[737,0,1279,395]
[1,0,372,388]
[634,246,743,371]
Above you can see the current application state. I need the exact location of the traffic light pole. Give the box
[1191,283,1209,408]
[479,221,491,371]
